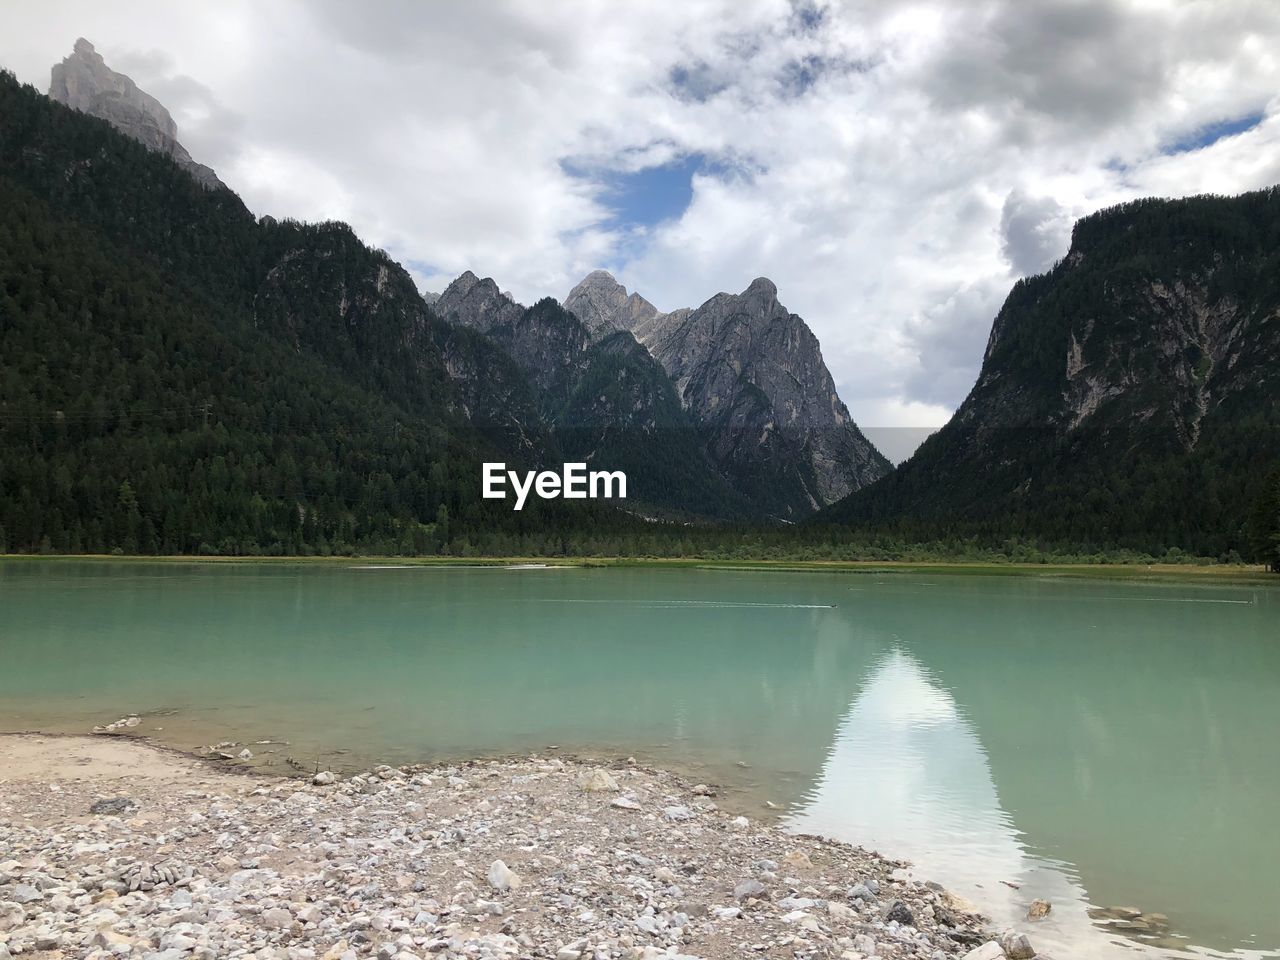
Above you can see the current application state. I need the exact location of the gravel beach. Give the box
[0,734,1047,960]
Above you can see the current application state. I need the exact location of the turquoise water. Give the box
[2,561,1278,958]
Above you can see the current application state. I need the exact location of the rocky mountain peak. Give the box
[435,271,523,333]
[571,274,888,514]
[453,264,887,516]
[443,270,481,296]
[48,38,226,191]
[563,270,658,339]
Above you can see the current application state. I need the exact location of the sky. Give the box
[4,0,1280,445]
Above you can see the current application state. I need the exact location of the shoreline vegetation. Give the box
[1,553,1275,583]
[0,733,1033,960]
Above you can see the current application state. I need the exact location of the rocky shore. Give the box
[0,735,1050,960]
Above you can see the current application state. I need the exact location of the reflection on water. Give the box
[1,562,1278,959]
[785,649,1117,959]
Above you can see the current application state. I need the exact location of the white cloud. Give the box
[999,190,1073,277]
[3,0,1279,430]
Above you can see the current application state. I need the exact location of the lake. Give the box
[1,560,1277,958]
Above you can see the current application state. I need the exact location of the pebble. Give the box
[262,905,294,928]
[88,796,137,815]
[577,768,619,792]
[884,899,914,925]
[1000,929,1036,959]
[848,882,876,902]
[0,746,996,960]
[486,858,521,892]
[962,942,1004,960]
[1027,898,1051,920]
[10,884,41,904]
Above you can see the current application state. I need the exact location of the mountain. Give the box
[29,38,884,526]
[436,273,749,518]
[0,67,641,556]
[433,319,553,461]
[433,270,524,334]
[565,271,890,517]
[819,189,1280,558]
[48,38,226,191]
[563,269,663,340]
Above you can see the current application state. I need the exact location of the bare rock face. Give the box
[48,38,225,191]
[433,271,524,334]
[435,273,585,399]
[563,270,660,340]
[564,272,889,515]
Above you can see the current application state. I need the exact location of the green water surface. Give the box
[1,561,1277,958]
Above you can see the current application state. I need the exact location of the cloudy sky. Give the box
[4,0,1280,443]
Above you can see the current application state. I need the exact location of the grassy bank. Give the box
[2,553,1275,583]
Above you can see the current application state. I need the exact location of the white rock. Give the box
[487,859,521,892]
[312,770,336,786]
[635,914,663,935]
[943,890,982,915]
[262,906,293,929]
[0,902,26,930]
[778,896,817,910]
[961,943,1004,960]
[168,890,193,908]
[10,885,41,904]
[828,901,855,920]
[781,850,812,871]
[91,928,137,949]
[577,768,619,792]
[161,932,196,950]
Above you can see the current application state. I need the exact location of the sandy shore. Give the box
[0,734,1045,960]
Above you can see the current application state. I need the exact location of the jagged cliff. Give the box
[563,269,664,340]
[821,189,1280,556]
[433,271,524,335]
[435,272,748,518]
[565,271,889,516]
[48,38,226,191]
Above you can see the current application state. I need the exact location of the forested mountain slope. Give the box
[0,70,620,554]
[819,189,1280,558]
